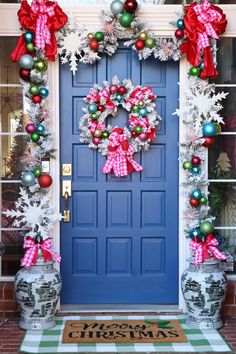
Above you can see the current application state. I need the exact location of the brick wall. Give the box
[0,280,236,317]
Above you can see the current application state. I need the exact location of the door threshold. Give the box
[60,304,180,313]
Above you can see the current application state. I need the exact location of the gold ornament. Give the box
[138,100,144,108]
[88,33,94,40]
[94,129,102,138]
[139,32,148,41]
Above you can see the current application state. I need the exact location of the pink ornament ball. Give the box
[139,132,148,142]
[25,123,36,134]
[191,156,201,166]
[93,137,101,145]
[110,85,118,94]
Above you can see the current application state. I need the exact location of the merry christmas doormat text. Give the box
[62,319,188,343]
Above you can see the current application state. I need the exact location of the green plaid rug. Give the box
[20,315,232,353]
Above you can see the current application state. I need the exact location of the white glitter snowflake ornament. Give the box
[3,188,62,238]
[58,23,88,75]
[174,77,228,130]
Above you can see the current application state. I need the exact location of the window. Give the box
[209,38,236,274]
[0,37,26,277]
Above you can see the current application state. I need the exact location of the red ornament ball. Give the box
[98,104,105,112]
[38,173,52,188]
[191,156,201,166]
[131,131,137,138]
[190,197,200,208]
[175,29,184,39]
[124,0,138,13]
[19,68,31,81]
[117,86,127,95]
[93,137,101,145]
[203,136,215,148]
[32,95,42,104]
[110,85,118,94]
[135,39,145,51]
[89,39,99,51]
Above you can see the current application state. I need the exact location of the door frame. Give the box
[1,3,235,310]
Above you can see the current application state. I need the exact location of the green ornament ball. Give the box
[119,12,133,28]
[200,220,214,235]
[26,43,35,52]
[31,132,40,142]
[94,31,104,42]
[145,37,156,49]
[29,85,39,96]
[34,60,48,73]
[200,196,207,205]
[90,113,98,120]
[134,125,143,134]
[132,105,139,113]
[101,131,109,139]
[33,167,42,177]
[189,66,200,77]
[183,161,192,170]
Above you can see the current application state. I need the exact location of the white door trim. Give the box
[1,4,236,310]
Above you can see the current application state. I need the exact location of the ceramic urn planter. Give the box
[15,250,62,330]
[181,258,227,329]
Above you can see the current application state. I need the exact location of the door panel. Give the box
[60,42,179,304]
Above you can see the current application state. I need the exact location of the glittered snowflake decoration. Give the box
[3,188,62,238]
[57,23,88,75]
[174,77,228,130]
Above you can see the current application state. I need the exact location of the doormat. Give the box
[20,315,232,353]
[62,319,187,343]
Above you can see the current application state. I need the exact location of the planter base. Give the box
[186,316,223,330]
[19,316,56,330]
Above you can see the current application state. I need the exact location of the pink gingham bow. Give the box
[102,128,143,177]
[190,234,227,266]
[194,0,222,51]
[127,87,155,106]
[21,237,61,268]
[31,0,57,50]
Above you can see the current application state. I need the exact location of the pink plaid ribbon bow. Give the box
[21,237,61,268]
[190,234,227,266]
[31,0,57,50]
[127,87,155,106]
[102,128,143,177]
[194,0,222,52]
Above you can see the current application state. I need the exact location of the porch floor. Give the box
[0,313,236,354]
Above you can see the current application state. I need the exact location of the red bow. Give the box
[21,236,61,268]
[102,128,143,177]
[11,0,68,62]
[190,234,227,266]
[180,0,227,79]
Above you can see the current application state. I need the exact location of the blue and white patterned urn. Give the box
[15,250,62,330]
[181,258,227,329]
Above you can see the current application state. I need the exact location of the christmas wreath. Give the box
[80,76,160,177]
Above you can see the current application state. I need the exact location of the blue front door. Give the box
[60,43,179,304]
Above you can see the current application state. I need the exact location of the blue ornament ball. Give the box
[21,171,36,187]
[177,19,184,29]
[19,54,34,70]
[199,61,204,71]
[24,31,34,43]
[110,0,124,16]
[39,87,49,99]
[116,94,124,103]
[139,107,148,117]
[190,227,202,240]
[191,188,202,200]
[36,124,45,135]
[202,122,217,137]
[191,166,202,175]
[88,103,98,114]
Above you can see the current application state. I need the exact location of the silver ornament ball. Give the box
[110,0,124,16]
[19,54,34,70]
[21,171,36,187]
